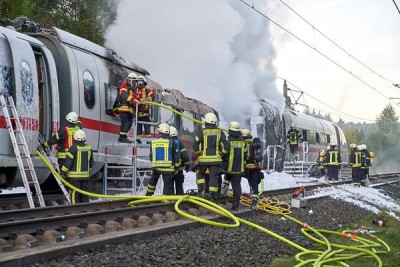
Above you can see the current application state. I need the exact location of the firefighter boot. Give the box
[231,202,239,211]
[251,197,258,210]
[118,135,133,143]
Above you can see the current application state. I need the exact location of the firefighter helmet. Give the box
[137,75,147,86]
[361,144,367,150]
[229,121,240,131]
[204,113,218,124]
[349,143,357,148]
[66,112,78,124]
[169,126,178,137]
[241,128,251,137]
[73,129,86,141]
[127,72,138,87]
[290,123,294,128]
[158,123,170,134]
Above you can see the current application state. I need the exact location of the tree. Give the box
[1,0,117,45]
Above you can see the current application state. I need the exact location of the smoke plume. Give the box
[105,0,284,126]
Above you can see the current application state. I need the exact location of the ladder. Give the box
[0,95,45,208]
[37,133,71,204]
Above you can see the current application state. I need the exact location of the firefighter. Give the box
[116,72,139,143]
[133,75,155,141]
[349,143,361,184]
[147,123,180,195]
[193,112,228,200]
[43,111,82,167]
[286,123,303,158]
[316,149,326,177]
[324,143,341,181]
[240,128,262,209]
[169,126,190,195]
[221,121,246,211]
[60,129,93,203]
[360,144,371,186]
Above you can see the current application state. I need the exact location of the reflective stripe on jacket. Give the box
[193,127,228,164]
[61,144,93,178]
[150,137,180,173]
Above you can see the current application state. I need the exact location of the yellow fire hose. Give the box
[37,101,390,266]
[39,151,389,266]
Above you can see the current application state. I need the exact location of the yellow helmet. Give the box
[73,129,86,141]
[241,128,251,137]
[229,121,240,131]
[169,126,178,137]
[66,112,78,124]
[204,113,218,124]
[158,123,170,134]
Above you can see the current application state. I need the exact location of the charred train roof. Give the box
[156,88,218,117]
[30,27,150,75]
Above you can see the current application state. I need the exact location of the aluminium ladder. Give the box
[0,95,45,208]
[37,133,71,204]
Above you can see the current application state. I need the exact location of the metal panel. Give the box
[4,34,39,154]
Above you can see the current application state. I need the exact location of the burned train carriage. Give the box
[252,101,347,172]
[0,25,216,188]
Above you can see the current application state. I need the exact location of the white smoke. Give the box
[105,0,284,126]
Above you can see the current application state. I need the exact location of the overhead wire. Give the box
[239,0,400,115]
[279,77,375,122]
[278,0,399,86]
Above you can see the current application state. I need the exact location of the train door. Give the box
[72,50,100,151]
[34,47,60,139]
[4,34,39,154]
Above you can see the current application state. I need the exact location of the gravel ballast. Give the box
[30,189,398,267]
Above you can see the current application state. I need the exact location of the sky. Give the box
[105,0,400,124]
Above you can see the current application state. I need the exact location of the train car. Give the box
[250,96,348,173]
[0,24,216,189]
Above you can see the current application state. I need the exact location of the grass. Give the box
[266,212,400,267]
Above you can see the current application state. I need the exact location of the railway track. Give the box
[0,172,399,267]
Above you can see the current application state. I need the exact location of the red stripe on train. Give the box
[0,116,39,131]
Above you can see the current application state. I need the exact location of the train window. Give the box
[327,134,331,144]
[302,129,308,142]
[308,130,316,144]
[83,71,95,110]
[182,111,195,133]
[20,61,34,108]
[104,83,118,115]
[0,65,13,96]
[160,105,176,127]
[316,132,320,144]
[320,133,326,145]
[194,113,203,133]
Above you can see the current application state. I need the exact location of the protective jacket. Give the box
[116,81,138,114]
[150,133,180,173]
[61,141,93,178]
[286,128,302,145]
[170,136,190,171]
[223,130,247,175]
[243,136,261,170]
[349,148,361,168]
[133,86,155,118]
[316,150,326,169]
[193,123,228,165]
[324,146,342,166]
[44,123,81,159]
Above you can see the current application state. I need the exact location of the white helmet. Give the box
[73,129,86,141]
[158,123,170,134]
[241,128,251,137]
[137,75,147,86]
[169,126,178,137]
[290,123,294,128]
[66,112,78,124]
[204,113,218,124]
[349,143,357,148]
[327,145,330,150]
[127,72,138,87]
[357,145,363,150]
[229,121,240,131]
[361,144,367,150]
